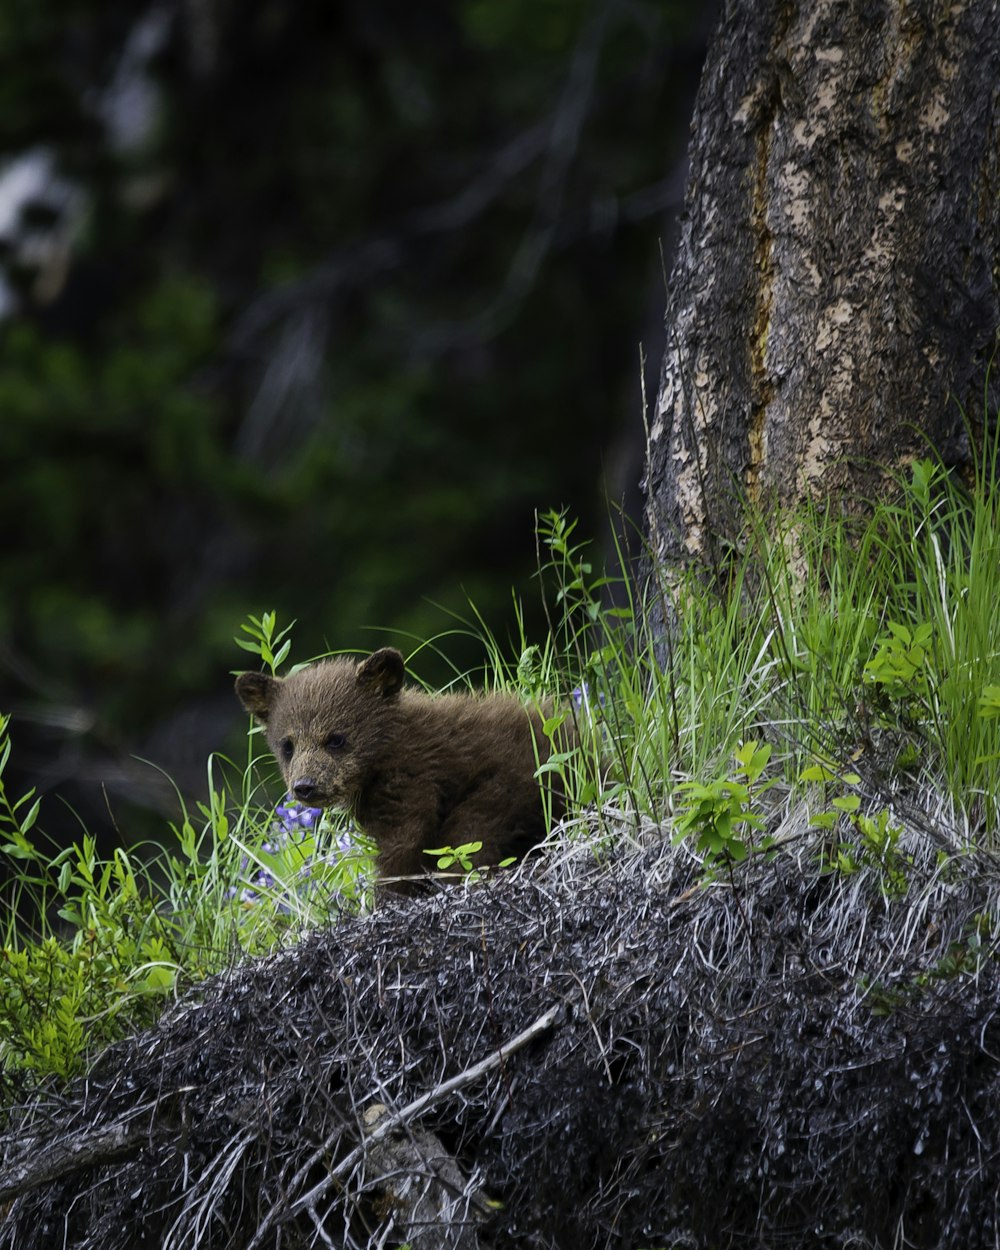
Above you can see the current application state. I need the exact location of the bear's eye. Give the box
[325,732,347,751]
[279,737,294,761]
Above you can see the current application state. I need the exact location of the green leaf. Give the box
[800,762,838,784]
[978,686,1000,718]
[832,794,861,813]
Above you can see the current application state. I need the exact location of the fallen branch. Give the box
[246,1000,566,1250]
[0,1105,164,1205]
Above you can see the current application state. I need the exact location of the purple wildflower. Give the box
[275,797,323,835]
[230,796,362,912]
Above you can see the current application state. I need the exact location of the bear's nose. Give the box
[293,778,319,802]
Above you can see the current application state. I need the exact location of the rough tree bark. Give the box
[644,0,1000,571]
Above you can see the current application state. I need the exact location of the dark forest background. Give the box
[0,0,714,846]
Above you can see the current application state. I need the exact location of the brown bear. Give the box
[234,648,566,892]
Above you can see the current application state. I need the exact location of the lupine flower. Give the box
[230,796,359,910]
[274,801,322,834]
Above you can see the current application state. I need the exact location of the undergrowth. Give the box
[3,440,1000,1088]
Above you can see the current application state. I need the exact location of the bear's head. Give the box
[235,648,405,811]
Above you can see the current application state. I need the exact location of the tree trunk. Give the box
[644,0,1000,572]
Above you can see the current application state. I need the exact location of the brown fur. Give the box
[235,648,564,892]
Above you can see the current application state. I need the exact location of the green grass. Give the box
[4,441,1000,1088]
[0,721,371,1084]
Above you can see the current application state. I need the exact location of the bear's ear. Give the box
[356,648,405,698]
[235,671,281,722]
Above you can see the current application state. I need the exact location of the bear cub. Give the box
[235,648,564,892]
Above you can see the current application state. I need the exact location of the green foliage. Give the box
[0,844,176,1081]
[530,427,1000,854]
[864,622,934,701]
[673,741,774,868]
[849,808,912,898]
[533,508,631,808]
[846,448,1000,820]
[422,840,516,880]
[425,840,482,873]
[800,761,862,829]
[0,715,175,1078]
[234,611,296,675]
[0,692,373,1083]
[807,766,912,897]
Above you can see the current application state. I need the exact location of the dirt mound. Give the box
[2,812,999,1249]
